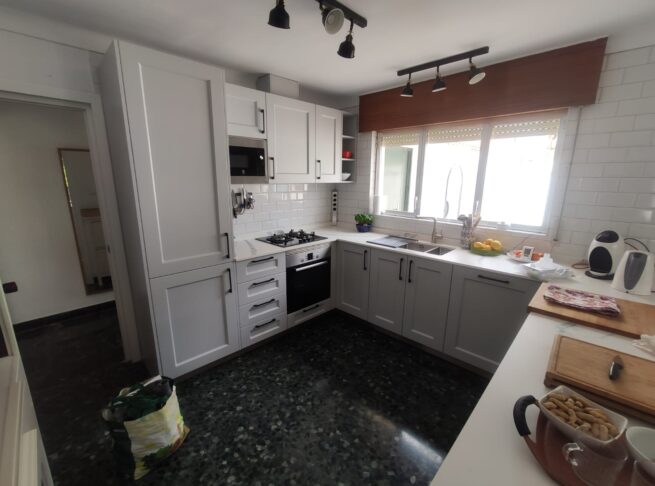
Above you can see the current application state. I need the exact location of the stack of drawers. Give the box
[235,253,288,348]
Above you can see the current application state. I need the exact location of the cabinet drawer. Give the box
[237,253,285,282]
[240,313,287,348]
[237,272,285,305]
[239,294,286,326]
[287,298,333,328]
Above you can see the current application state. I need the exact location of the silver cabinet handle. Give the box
[269,157,275,180]
[259,108,265,134]
[295,260,329,272]
[254,318,277,329]
[316,159,321,180]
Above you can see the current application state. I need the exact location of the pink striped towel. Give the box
[543,285,621,317]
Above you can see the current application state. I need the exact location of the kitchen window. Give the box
[375,112,564,233]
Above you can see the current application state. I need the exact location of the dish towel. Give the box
[543,285,621,317]
[633,335,655,356]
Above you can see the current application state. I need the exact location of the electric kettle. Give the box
[611,250,654,296]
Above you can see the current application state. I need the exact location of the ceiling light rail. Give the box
[397,46,489,97]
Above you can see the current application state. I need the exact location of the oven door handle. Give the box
[294,260,329,272]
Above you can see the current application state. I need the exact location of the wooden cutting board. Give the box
[528,283,655,338]
[544,335,655,423]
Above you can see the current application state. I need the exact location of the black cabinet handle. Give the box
[251,277,275,287]
[363,250,368,270]
[252,298,276,309]
[252,256,275,264]
[254,318,276,329]
[223,232,231,259]
[226,268,233,294]
[302,304,320,313]
[408,260,414,283]
[399,258,404,280]
[259,108,265,134]
[269,157,275,179]
[478,274,510,285]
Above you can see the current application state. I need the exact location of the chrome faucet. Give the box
[417,215,443,243]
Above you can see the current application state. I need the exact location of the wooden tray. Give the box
[528,283,655,338]
[545,336,655,424]
[513,396,651,485]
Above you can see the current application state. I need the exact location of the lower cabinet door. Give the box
[401,258,452,351]
[444,266,540,373]
[336,242,370,319]
[367,249,407,334]
[150,262,239,378]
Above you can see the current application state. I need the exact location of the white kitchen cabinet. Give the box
[315,105,343,183]
[336,242,370,320]
[401,257,452,350]
[100,40,236,375]
[225,83,266,139]
[115,41,233,278]
[150,263,239,377]
[367,249,406,334]
[444,266,540,373]
[266,93,316,183]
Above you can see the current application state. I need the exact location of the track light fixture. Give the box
[397,46,489,97]
[468,58,486,85]
[268,0,290,29]
[431,66,446,93]
[400,74,414,97]
[320,3,345,35]
[268,0,367,59]
[337,21,355,59]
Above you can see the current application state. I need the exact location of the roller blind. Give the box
[491,117,560,139]
[378,130,420,147]
[427,125,483,143]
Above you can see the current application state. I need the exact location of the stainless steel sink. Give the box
[400,241,455,255]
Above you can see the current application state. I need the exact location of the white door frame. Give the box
[0,81,141,362]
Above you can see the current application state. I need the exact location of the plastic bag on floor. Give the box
[102,375,189,480]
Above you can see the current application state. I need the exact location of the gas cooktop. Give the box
[256,229,328,247]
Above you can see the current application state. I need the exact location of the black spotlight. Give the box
[268,0,290,29]
[468,59,486,85]
[401,74,413,97]
[337,21,355,59]
[431,67,446,93]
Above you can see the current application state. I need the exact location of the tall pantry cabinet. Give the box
[100,41,239,378]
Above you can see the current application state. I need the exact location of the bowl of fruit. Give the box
[470,238,503,256]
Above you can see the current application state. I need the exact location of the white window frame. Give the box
[375,111,567,235]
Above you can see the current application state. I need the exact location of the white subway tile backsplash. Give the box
[580,178,621,192]
[643,80,655,98]
[603,162,645,177]
[634,114,655,130]
[628,224,655,239]
[616,97,655,116]
[580,102,619,120]
[596,192,637,207]
[599,83,643,102]
[626,146,655,162]
[575,133,611,149]
[619,179,655,193]
[636,194,655,208]
[609,130,653,147]
[605,48,651,70]
[623,63,655,83]
[598,68,624,87]
[591,116,635,133]
[587,147,628,163]
[612,207,653,223]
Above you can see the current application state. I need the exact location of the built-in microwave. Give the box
[229,136,268,184]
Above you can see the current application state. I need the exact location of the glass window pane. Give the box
[481,119,560,228]
[378,130,420,213]
[420,127,481,220]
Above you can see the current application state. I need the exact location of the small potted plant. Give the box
[354,213,374,232]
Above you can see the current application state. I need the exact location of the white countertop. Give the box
[431,275,655,485]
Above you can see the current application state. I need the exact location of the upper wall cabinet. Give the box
[105,41,234,278]
[225,84,266,139]
[266,94,316,183]
[315,105,343,183]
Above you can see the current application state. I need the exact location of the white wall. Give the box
[341,45,655,264]
[0,100,114,324]
[231,183,334,237]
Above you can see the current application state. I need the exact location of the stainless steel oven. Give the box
[286,243,331,314]
[229,136,268,184]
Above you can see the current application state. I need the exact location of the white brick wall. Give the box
[341,45,655,262]
[231,183,334,237]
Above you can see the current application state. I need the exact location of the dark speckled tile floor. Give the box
[17,307,489,486]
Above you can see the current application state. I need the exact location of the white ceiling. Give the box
[2,0,655,96]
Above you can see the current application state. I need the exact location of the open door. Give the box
[0,279,54,486]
